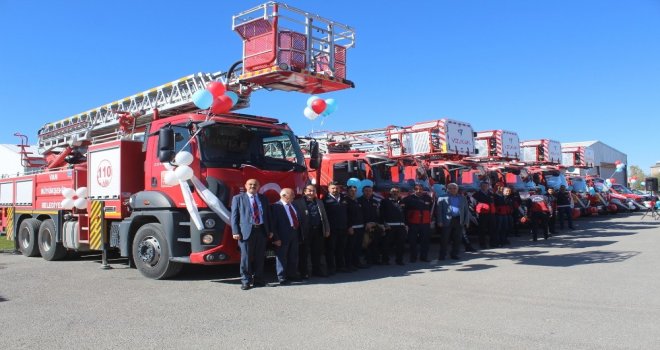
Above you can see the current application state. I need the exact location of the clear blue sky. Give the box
[1,0,658,172]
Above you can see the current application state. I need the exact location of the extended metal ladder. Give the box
[37,70,249,152]
[308,127,400,155]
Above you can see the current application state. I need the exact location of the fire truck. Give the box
[520,139,588,218]
[0,2,355,279]
[470,130,527,192]
[562,146,616,215]
[301,127,401,196]
[388,119,480,193]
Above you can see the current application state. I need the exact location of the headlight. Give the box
[204,218,216,229]
[202,234,214,245]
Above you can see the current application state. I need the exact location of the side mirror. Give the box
[158,127,175,163]
[308,140,320,170]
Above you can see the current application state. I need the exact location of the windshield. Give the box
[199,124,305,171]
[571,178,588,193]
[612,184,633,194]
[593,181,608,193]
[545,173,568,190]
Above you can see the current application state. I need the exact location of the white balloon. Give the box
[163,170,178,186]
[62,188,75,199]
[75,187,88,199]
[175,151,194,166]
[306,95,320,107]
[74,197,87,210]
[304,107,319,120]
[175,165,194,181]
[61,198,75,210]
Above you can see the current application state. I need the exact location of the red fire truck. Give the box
[470,129,527,191]
[520,139,587,218]
[0,2,355,279]
[562,146,616,215]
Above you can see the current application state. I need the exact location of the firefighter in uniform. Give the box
[345,185,366,269]
[472,181,497,249]
[380,186,407,265]
[359,186,384,265]
[323,182,349,275]
[525,192,551,241]
[402,183,433,262]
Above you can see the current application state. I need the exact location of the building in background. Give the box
[561,141,627,185]
[650,162,660,176]
[0,144,44,178]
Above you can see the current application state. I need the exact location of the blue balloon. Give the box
[589,187,596,195]
[192,89,213,109]
[346,177,360,188]
[432,184,447,197]
[360,179,374,188]
[324,98,338,115]
[225,91,239,106]
[307,96,321,107]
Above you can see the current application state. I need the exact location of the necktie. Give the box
[252,196,260,224]
[288,204,299,229]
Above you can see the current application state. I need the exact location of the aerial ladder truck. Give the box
[561,146,614,215]
[0,2,355,279]
[469,130,527,192]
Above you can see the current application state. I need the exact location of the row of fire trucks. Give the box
[303,119,645,221]
[0,2,644,280]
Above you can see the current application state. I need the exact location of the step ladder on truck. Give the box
[0,2,356,280]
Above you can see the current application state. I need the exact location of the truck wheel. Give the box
[132,223,182,279]
[38,219,67,261]
[18,218,42,257]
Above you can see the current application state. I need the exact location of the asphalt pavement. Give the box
[1,213,660,349]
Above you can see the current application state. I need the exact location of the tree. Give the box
[628,165,647,190]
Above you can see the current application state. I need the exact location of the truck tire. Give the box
[18,218,42,257]
[38,219,67,261]
[132,223,182,279]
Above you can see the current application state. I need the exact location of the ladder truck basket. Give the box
[233,2,356,94]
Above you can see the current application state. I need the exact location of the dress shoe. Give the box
[287,276,303,282]
[240,284,251,290]
[252,281,266,287]
[465,245,477,252]
[279,279,291,286]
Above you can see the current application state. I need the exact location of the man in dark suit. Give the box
[293,184,331,278]
[231,179,275,290]
[436,183,470,260]
[270,188,301,285]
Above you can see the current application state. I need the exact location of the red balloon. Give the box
[609,178,616,184]
[206,81,226,98]
[614,160,621,165]
[311,98,327,114]
[210,95,233,114]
